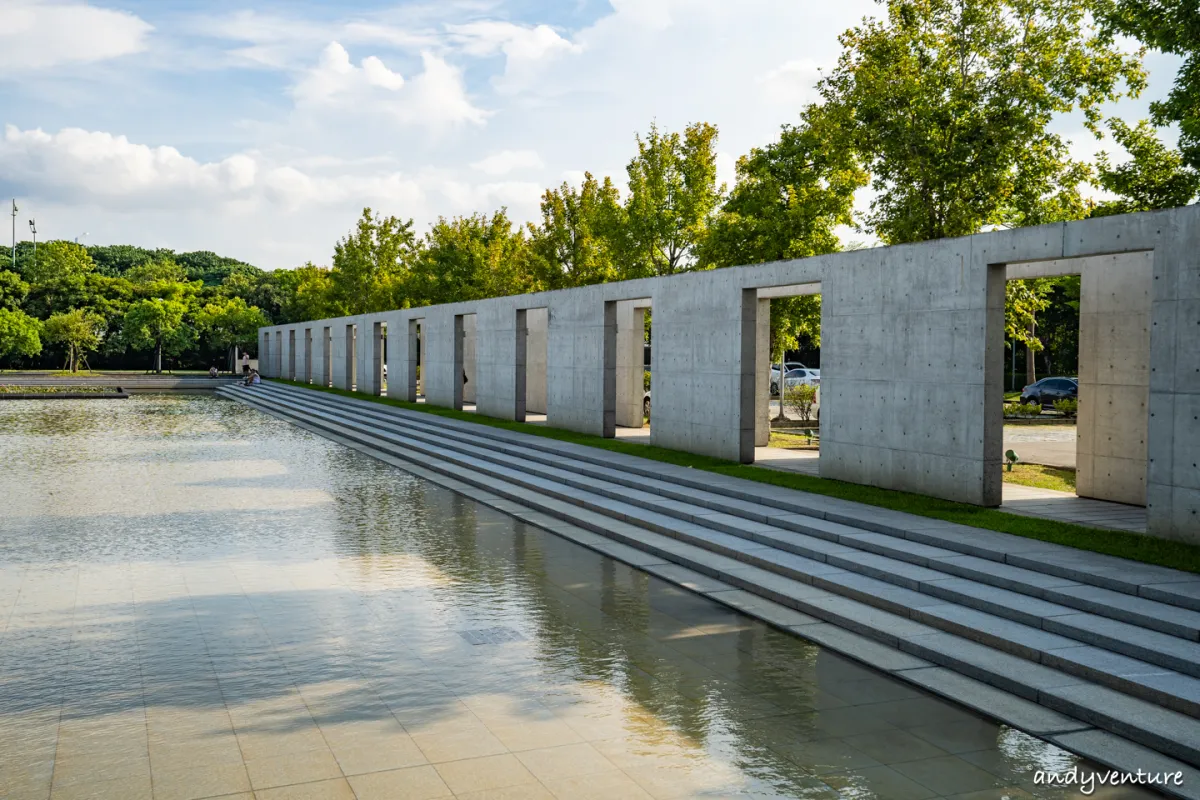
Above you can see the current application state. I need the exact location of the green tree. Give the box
[331,208,417,314]
[1093,119,1200,215]
[0,270,30,311]
[414,211,534,305]
[0,308,41,364]
[527,173,626,289]
[196,297,269,370]
[42,309,104,373]
[174,251,260,286]
[124,259,188,285]
[624,121,725,276]
[86,244,159,277]
[276,263,339,323]
[122,298,190,373]
[24,240,95,286]
[818,0,1145,245]
[1099,0,1200,169]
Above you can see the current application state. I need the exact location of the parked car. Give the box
[1020,377,1077,408]
[780,367,821,390]
[770,362,818,394]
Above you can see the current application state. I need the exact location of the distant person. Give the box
[242,353,251,375]
[209,365,219,378]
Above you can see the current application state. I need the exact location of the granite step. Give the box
[232,385,1200,717]
[253,383,1200,651]
[222,384,1200,771]
[257,380,1200,614]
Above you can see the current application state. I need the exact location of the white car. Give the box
[781,367,821,389]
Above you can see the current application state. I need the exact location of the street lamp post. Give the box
[28,219,36,266]
[9,200,15,270]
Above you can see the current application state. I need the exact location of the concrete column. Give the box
[515,309,528,422]
[287,329,296,380]
[274,331,282,378]
[330,324,347,390]
[615,301,647,428]
[356,319,382,396]
[344,323,356,392]
[260,332,271,377]
[418,323,426,396]
[383,312,414,401]
[603,301,617,438]
[321,326,332,387]
[1077,252,1152,506]
[462,314,477,404]
[525,307,548,414]
[303,328,312,383]
[755,298,771,447]
[453,315,465,410]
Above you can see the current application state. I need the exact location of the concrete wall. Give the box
[258,207,1200,541]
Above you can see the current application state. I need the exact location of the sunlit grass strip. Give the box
[268,378,1200,574]
[1002,464,1077,493]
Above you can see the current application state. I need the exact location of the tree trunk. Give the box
[1024,315,1037,387]
[154,340,162,374]
[69,344,76,373]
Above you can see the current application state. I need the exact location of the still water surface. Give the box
[0,395,1152,799]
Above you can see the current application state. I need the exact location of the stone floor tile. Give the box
[50,752,150,788]
[542,768,656,799]
[148,761,252,800]
[327,733,427,776]
[455,784,557,800]
[254,777,357,800]
[820,764,940,800]
[432,753,537,795]
[513,743,618,783]
[233,727,330,762]
[891,754,1008,796]
[843,728,953,765]
[49,772,152,800]
[411,728,508,764]
[346,765,452,800]
[245,747,342,790]
[485,719,583,752]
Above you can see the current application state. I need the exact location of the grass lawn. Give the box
[267,378,1200,574]
[1002,464,1077,493]
[768,430,820,450]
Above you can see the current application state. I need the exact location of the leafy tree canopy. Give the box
[527,173,626,290]
[331,208,417,315]
[1093,119,1200,215]
[819,0,1146,244]
[42,308,104,372]
[0,270,30,312]
[414,211,534,305]
[0,308,41,361]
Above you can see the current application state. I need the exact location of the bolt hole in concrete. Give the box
[0,395,1158,799]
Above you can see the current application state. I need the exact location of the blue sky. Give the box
[0,0,1183,270]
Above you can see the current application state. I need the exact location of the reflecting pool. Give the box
[0,395,1155,799]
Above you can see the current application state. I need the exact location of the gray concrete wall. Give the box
[357,318,383,396]
[303,328,312,383]
[755,298,770,447]
[462,314,477,405]
[258,206,1200,541]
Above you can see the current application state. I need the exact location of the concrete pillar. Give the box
[615,300,648,428]
[603,301,617,438]
[274,331,282,378]
[344,323,355,392]
[303,328,312,383]
[321,326,332,387]
[755,298,770,447]
[418,323,426,396]
[1077,252,1152,506]
[462,314,477,404]
[356,319,383,396]
[525,307,548,414]
[515,309,528,422]
[453,315,465,410]
[260,332,271,377]
[287,329,296,380]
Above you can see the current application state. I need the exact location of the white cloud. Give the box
[470,150,545,176]
[292,43,486,129]
[757,59,823,106]
[0,0,152,71]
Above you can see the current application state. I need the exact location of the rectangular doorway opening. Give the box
[614,298,651,443]
[287,329,296,380]
[454,313,477,412]
[303,328,312,383]
[522,308,548,424]
[997,254,1150,532]
[748,283,822,474]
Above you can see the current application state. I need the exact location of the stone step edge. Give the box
[259,383,1200,643]
[262,380,1200,612]
[225,387,1200,767]
[222,386,1200,796]
[244,387,1200,689]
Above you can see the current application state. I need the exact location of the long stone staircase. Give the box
[220,381,1200,795]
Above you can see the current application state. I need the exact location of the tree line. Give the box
[1,0,1195,376]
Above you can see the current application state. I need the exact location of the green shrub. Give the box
[1053,397,1078,418]
[783,384,818,421]
[643,370,651,392]
[1004,402,1042,419]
